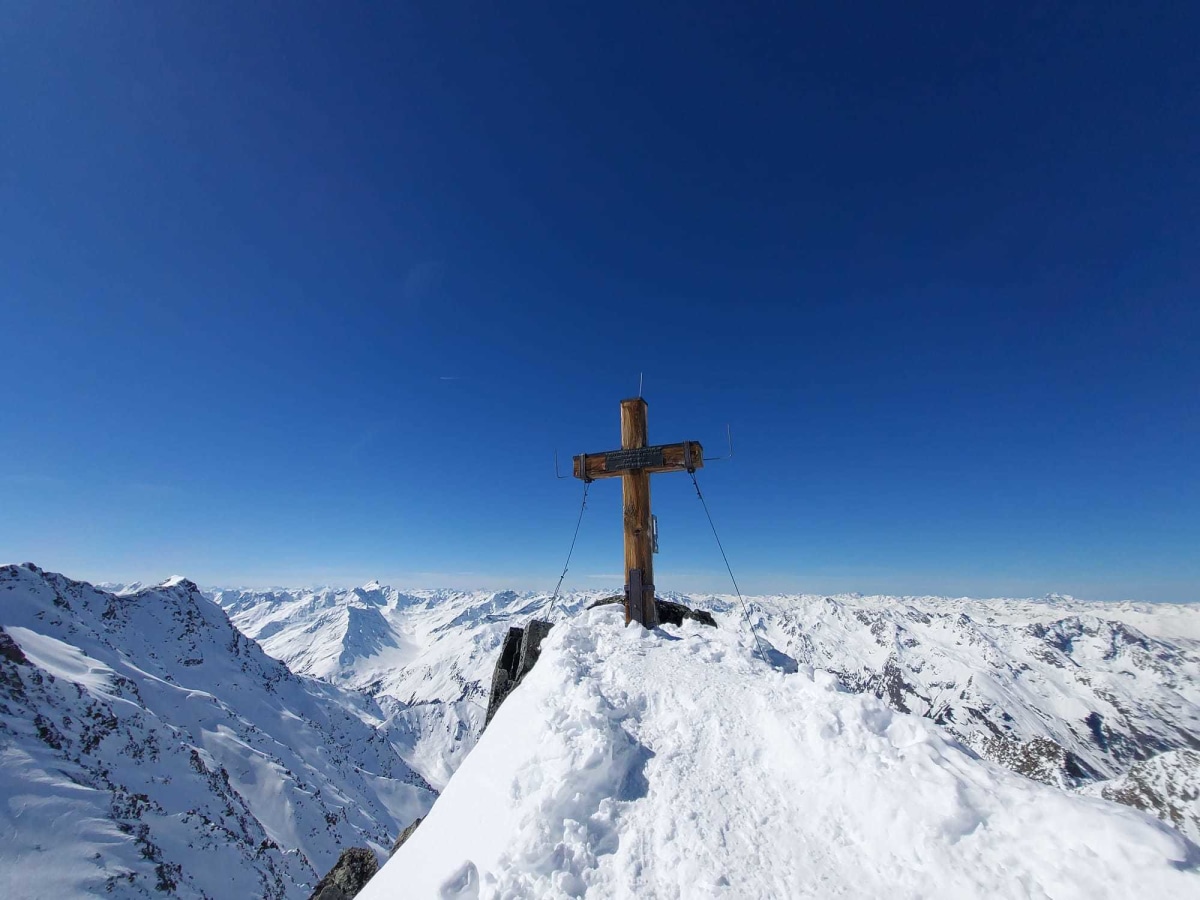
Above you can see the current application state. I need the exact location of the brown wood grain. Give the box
[620,399,658,627]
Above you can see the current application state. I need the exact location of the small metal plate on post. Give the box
[605,446,665,472]
[627,568,644,626]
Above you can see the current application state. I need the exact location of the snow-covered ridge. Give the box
[0,564,436,899]
[362,607,1199,898]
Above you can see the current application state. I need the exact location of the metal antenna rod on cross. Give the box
[573,398,703,628]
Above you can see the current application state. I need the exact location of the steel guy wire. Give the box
[689,469,770,667]
[541,479,590,621]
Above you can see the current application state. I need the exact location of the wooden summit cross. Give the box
[573,398,702,628]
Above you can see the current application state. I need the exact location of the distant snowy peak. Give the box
[96,580,148,595]
[95,576,198,595]
[1042,592,1081,602]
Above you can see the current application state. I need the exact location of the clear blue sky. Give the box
[3,3,1197,601]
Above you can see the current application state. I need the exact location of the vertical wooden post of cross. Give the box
[620,398,659,627]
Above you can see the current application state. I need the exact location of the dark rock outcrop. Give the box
[308,847,378,900]
[979,735,1096,787]
[587,595,718,628]
[0,627,28,665]
[656,598,718,628]
[518,619,553,677]
[390,816,423,857]
[483,627,522,728]
[483,619,553,729]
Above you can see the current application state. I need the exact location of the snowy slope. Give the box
[362,606,1199,899]
[0,564,436,899]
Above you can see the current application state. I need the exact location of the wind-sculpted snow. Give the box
[361,606,1198,898]
[0,564,435,899]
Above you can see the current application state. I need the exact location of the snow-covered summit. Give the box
[363,606,1198,898]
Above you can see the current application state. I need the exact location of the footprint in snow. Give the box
[438,860,479,899]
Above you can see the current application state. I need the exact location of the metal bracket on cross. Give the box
[627,568,644,626]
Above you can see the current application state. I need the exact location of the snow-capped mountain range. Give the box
[3,563,1197,898]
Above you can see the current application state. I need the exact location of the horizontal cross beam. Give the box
[573,441,704,481]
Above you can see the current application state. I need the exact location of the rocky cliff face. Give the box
[0,564,435,899]
[483,619,553,728]
[307,847,378,900]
